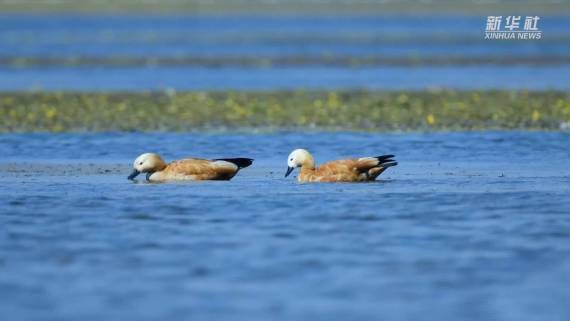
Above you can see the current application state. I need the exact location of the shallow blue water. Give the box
[1,131,569,321]
[2,65,570,91]
[0,14,569,91]
[2,15,568,57]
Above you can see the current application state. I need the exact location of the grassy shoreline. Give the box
[0,1,568,15]
[1,90,569,133]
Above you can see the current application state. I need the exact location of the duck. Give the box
[285,149,397,183]
[128,153,253,182]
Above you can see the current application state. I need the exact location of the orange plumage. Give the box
[128,153,253,182]
[286,149,397,183]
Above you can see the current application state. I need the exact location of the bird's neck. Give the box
[155,161,167,171]
[301,159,316,170]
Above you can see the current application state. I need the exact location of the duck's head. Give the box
[128,153,167,180]
[285,149,315,178]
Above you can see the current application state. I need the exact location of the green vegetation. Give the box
[0,0,568,15]
[1,90,570,132]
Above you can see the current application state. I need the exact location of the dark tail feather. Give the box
[381,161,398,168]
[215,158,254,169]
[375,155,395,164]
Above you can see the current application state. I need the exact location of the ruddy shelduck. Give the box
[285,149,397,183]
[128,153,253,182]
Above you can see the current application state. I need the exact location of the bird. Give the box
[128,153,253,182]
[285,149,397,183]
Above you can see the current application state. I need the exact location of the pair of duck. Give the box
[128,149,397,183]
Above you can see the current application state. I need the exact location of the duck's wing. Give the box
[213,158,253,169]
[317,156,396,173]
[164,158,215,175]
[298,160,357,182]
[355,155,396,172]
[209,158,254,180]
[161,158,228,179]
[316,159,360,175]
[356,155,397,180]
[316,155,396,180]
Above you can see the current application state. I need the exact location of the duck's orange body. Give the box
[298,158,393,183]
[286,149,397,183]
[149,158,250,181]
[128,153,253,182]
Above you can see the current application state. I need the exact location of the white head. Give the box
[128,153,167,180]
[285,149,315,178]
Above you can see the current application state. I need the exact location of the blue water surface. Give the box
[0,14,569,91]
[1,131,569,321]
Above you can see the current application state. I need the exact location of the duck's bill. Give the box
[285,166,295,178]
[127,170,140,180]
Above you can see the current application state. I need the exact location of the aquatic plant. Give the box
[1,90,569,132]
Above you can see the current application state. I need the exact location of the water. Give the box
[2,9,569,321]
[1,14,569,91]
[1,131,570,321]
[4,65,570,91]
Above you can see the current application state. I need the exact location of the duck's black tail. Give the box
[215,158,254,169]
[380,161,398,168]
[375,154,395,163]
[375,155,397,168]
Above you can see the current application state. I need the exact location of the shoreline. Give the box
[1,90,569,133]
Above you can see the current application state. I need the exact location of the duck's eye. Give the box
[139,162,143,165]
[290,158,293,161]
